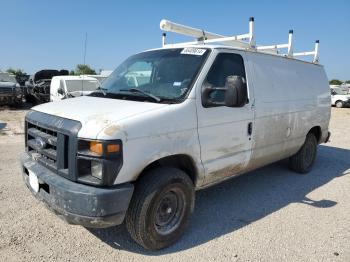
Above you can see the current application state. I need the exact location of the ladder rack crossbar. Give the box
[257,43,289,50]
[294,51,316,56]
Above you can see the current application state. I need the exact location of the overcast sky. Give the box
[0,0,349,80]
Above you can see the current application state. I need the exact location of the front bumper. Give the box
[21,152,134,228]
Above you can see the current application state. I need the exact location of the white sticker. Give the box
[181,47,206,56]
[28,170,39,193]
[173,82,182,87]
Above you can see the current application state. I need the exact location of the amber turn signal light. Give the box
[107,144,120,153]
[90,141,120,155]
[90,141,103,155]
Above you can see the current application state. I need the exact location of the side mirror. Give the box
[57,87,65,95]
[224,76,248,107]
[201,75,247,107]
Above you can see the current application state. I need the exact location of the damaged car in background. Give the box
[0,72,23,105]
[25,69,68,104]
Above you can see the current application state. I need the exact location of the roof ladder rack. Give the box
[294,40,320,63]
[160,17,255,49]
[159,17,320,64]
[257,30,294,57]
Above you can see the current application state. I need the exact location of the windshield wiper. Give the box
[119,88,161,102]
[93,86,108,96]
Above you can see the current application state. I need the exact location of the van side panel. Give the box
[246,52,330,170]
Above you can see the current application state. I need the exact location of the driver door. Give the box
[196,51,254,186]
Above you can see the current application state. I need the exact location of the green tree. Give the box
[345,80,350,84]
[329,79,343,85]
[6,68,26,77]
[72,64,96,75]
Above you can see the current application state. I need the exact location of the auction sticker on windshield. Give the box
[181,47,206,56]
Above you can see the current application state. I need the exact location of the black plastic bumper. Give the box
[21,152,134,228]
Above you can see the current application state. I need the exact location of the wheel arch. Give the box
[308,126,322,143]
[335,100,343,107]
[137,154,198,186]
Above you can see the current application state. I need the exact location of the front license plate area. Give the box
[28,170,39,193]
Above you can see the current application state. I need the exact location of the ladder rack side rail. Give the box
[160,19,226,40]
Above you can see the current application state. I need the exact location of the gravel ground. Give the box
[0,107,349,262]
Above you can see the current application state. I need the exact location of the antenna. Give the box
[159,18,320,63]
[82,32,87,93]
[83,32,87,65]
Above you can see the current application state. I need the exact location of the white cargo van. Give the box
[50,75,100,101]
[21,18,331,250]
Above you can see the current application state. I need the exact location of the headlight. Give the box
[91,160,103,179]
[77,139,123,186]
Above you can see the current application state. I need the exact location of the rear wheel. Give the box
[335,100,343,108]
[289,133,317,174]
[126,167,195,250]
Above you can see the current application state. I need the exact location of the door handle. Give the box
[248,122,253,136]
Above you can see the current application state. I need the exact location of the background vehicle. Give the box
[25,69,68,104]
[0,72,23,105]
[21,18,331,250]
[331,87,350,108]
[83,70,112,83]
[50,75,101,102]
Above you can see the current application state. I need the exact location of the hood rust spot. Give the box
[104,125,121,136]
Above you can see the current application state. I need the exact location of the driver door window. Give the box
[204,53,246,104]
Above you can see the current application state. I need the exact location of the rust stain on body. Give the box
[211,163,245,178]
[104,125,121,136]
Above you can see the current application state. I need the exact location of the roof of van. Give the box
[146,44,323,66]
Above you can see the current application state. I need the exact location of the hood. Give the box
[33,69,68,82]
[0,82,18,89]
[32,96,168,138]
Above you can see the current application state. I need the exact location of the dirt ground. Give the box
[0,107,349,262]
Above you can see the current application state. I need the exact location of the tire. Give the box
[126,167,195,250]
[289,133,317,174]
[335,101,343,108]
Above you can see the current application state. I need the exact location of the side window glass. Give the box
[204,53,246,103]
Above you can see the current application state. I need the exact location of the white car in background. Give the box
[50,75,101,102]
[331,88,350,108]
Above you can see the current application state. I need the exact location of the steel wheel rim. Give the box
[154,187,186,235]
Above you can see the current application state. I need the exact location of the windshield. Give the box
[0,73,17,83]
[66,79,99,92]
[331,88,349,95]
[91,48,209,103]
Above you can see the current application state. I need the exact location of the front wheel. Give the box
[289,133,317,174]
[335,101,343,108]
[126,167,195,250]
